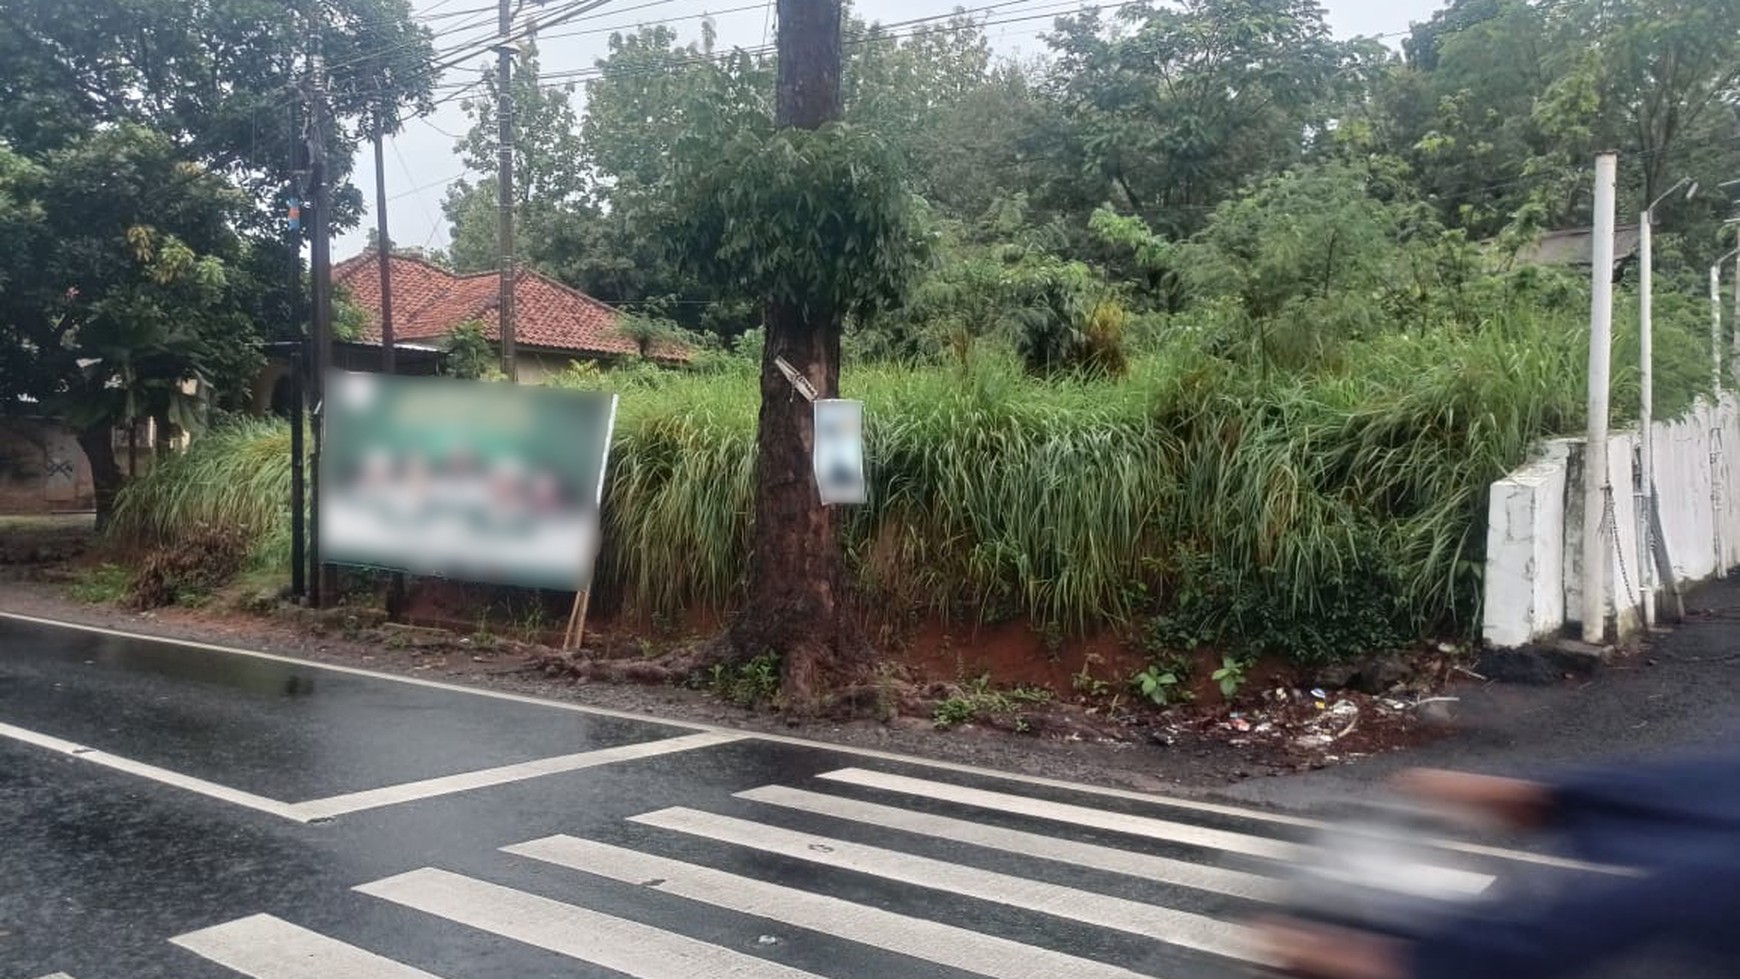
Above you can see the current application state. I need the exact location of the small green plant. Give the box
[935,676,1050,728]
[1132,665,1182,706]
[1212,655,1249,700]
[68,563,131,605]
[704,652,783,709]
[384,630,411,651]
[933,697,977,728]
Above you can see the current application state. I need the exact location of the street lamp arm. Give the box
[1648,177,1699,215]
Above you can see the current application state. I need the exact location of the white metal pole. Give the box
[1639,213,1655,628]
[1717,262,1728,395]
[1582,152,1618,645]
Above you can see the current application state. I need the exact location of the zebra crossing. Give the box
[135,764,1523,979]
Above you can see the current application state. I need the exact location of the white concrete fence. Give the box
[1482,395,1740,647]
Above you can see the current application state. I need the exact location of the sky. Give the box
[336,0,1446,258]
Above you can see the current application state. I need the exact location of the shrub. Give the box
[108,417,297,569]
[130,523,250,609]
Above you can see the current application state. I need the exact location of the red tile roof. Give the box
[332,253,685,361]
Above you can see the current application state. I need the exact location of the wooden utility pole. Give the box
[374,130,396,374]
[373,124,409,621]
[496,0,518,381]
[307,5,335,608]
[723,0,853,706]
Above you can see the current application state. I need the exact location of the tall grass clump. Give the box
[585,294,1711,661]
[107,416,297,569]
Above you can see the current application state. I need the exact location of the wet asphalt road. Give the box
[0,611,1723,979]
[1,613,1295,979]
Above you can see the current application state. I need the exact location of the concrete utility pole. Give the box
[1719,249,1739,393]
[497,0,518,382]
[1638,177,1698,629]
[288,92,306,605]
[307,3,335,609]
[1582,152,1618,644]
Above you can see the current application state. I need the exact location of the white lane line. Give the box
[287,732,742,820]
[820,767,1300,861]
[736,784,1282,902]
[0,720,308,823]
[171,913,445,978]
[0,611,712,731]
[630,807,1260,964]
[507,834,1160,979]
[33,973,78,978]
[357,867,826,978]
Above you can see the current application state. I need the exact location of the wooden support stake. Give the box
[563,589,591,652]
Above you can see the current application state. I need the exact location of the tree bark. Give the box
[722,0,867,707]
[77,424,123,533]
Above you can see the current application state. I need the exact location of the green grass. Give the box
[67,563,131,605]
[105,290,1715,662]
[0,513,95,532]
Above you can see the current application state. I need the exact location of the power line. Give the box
[510,3,1106,88]
[415,2,499,23]
[535,2,767,44]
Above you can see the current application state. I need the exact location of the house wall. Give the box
[0,418,95,513]
[1483,396,1740,646]
[515,351,594,385]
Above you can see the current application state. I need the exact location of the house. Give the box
[330,252,684,382]
[0,415,94,513]
[1510,223,1644,270]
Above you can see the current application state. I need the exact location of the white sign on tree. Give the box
[813,399,866,505]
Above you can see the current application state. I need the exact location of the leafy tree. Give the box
[442,43,590,274]
[1046,0,1343,235]
[1532,0,1740,214]
[0,127,260,526]
[0,0,435,226]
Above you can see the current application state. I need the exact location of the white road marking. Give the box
[819,767,1301,860]
[0,612,1627,873]
[736,783,1282,901]
[170,913,445,978]
[630,807,1260,963]
[0,720,308,822]
[357,867,827,978]
[287,732,742,819]
[0,611,712,732]
[817,770,1508,890]
[507,834,1161,979]
[33,973,78,978]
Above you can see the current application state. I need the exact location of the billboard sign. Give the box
[320,371,617,590]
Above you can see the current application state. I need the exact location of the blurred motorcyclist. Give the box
[1261,749,1740,978]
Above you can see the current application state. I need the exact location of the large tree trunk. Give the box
[722,0,867,707]
[77,424,123,533]
[725,300,867,703]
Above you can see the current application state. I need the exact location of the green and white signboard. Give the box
[320,370,617,590]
